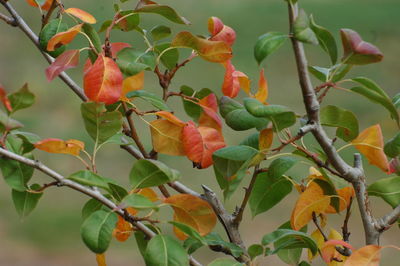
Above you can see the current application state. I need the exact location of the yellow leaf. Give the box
[150,119,185,156]
[259,128,273,151]
[121,71,144,101]
[344,245,382,266]
[96,253,106,266]
[291,182,331,230]
[65,8,97,24]
[165,194,217,240]
[351,124,389,173]
[34,138,84,156]
[254,68,268,103]
[309,229,325,261]
[326,187,355,214]
[232,70,251,95]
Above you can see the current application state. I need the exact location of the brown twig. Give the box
[41,0,58,28]
[312,212,328,241]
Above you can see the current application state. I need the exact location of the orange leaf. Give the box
[208,17,236,46]
[34,138,84,156]
[198,94,223,131]
[84,55,123,105]
[155,111,186,127]
[172,31,232,63]
[344,245,382,266]
[65,8,96,24]
[259,128,273,151]
[291,181,331,230]
[45,49,80,81]
[0,83,12,112]
[351,124,389,173]
[26,0,53,11]
[113,215,132,242]
[232,71,251,95]
[254,68,268,103]
[182,122,226,169]
[96,253,107,266]
[164,194,217,240]
[222,60,240,98]
[325,186,355,214]
[47,24,83,51]
[150,119,185,156]
[121,71,144,101]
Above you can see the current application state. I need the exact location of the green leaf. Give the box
[135,4,190,25]
[384,132,400,158]
[309,15,337,64]
[126,90,170,110]
[219,96,269,131]
[239,133,260,150]
[82,198,104,220]
[169,221,206,245]
[117,48,156,76]
[108,183,128,202]
[82,23,102,62]
[135,231,149,259]
[313,177,340,212]
[249,175,292,217]
[80,210,118,254]
[117,10,140,31]
[130,159,181,189]
[248,244,264,260]
[0,110,23,133]
[293,10,318,45]
[261,229,318,256]
[0,136,34,191]
[350,77,399,125]
[144,234,189,266]
[276,221,306,265]
[154,43,179,70]
[204,233,244,258]
[68,170,116,191]
[254,32,288,65]
[81,102,123,145]
[122,193,158,210]
[151,25,172,41]
[39,18,69,57]
[268,157,298,179]
[243,98,296,131]
[12,184,43,218]
[180,86,212,121]
[13,131,41,153]
[213,145,259,198]
[308,64,352,83]
[208,258,243,266]
[368,176,400,208]
[8,83,35,113]
[393,93,400,109]
[320,105,359,141]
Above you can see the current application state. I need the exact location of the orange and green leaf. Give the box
[121,71,144,101]
[65,8,97,24]
[47,24,83,51]
[164,194,217,240]
[84,55,123,105]
[259,128,273,151]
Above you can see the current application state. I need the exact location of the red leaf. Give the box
[84,55,123,105]
[182,122,226,169]
[222,60,240,98]
[65,8,96,24]
[45,50,80,81]
[108,42,132,58]
[26,0,53,11]
[208,17,236,46]
[47,24,83,51]
[340,29,383,65]
[0,83,12,112]
[198,94,223,131]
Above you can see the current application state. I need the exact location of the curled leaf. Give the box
[222,60,240,98]
[47,24,83,51]
[208,17,236,46]
[0,83,12,112]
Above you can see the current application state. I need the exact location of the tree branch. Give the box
[376,205,400,231]
[0,147,202,266]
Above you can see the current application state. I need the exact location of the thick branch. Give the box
[0,147,202,266]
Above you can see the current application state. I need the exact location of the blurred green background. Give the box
[1,0,400,265]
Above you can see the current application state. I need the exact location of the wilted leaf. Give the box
[340,29,383,65]
[65,8,97,24]
[46,49,80,81]
[291,182,330,230]
[351,124,389,173]
[182,122,225,168]
[34,138,84,156]
[47,24,83,51]
[84,55,123,105]
[172,31,232,63]
[197,94,222,131]
[165,194,217,240]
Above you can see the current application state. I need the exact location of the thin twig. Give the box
[312,212,328,241]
